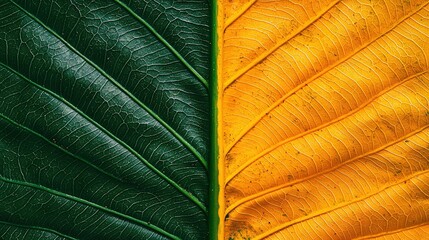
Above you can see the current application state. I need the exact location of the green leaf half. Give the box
[0,0,210,239]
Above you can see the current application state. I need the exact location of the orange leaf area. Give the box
[220,0,429,239]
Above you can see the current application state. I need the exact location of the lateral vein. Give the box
[114,0,209,89]
[224,2,429,155]
[226,124,429,215]
[0,177,181,240]
[0,60,207,214]
[253,169,429,239]
[0,220,78,240]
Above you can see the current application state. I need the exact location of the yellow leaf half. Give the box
[219,0,429,239]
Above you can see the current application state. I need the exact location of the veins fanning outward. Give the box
[253,170,429,239]
[0,62,207,213]
[0,0,211,238]
[223,1,429,156]
[222,0,429,239]
[10,0,209,171]
[223,0,341,88]
[0,177,181,240]
[226,124,429,215]
[113,0,209,89]
[225,71,429,186]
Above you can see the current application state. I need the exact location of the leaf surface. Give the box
[0,0,210,239]
[219,0,429,239]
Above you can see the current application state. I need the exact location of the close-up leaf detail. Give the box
[218,0,429,239]
[0,0,210,239]
[1,0,429,239]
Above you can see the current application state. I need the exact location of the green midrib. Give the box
[208,0,220,239]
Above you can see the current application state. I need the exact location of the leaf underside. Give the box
[221,0,429,239]
[0,0,210,239]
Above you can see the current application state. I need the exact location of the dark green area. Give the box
[0,221,72,240]
[0,0,210,239]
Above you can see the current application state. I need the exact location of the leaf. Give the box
[219,0,429,239]
[3,0,429,239]
[0,0,210,239]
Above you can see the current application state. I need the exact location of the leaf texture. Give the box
[0,0,210,239]
[0,221,70,240]
[219,0,429,239]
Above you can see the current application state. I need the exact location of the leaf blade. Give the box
[0,0,211,238]
[220,0,429,239]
